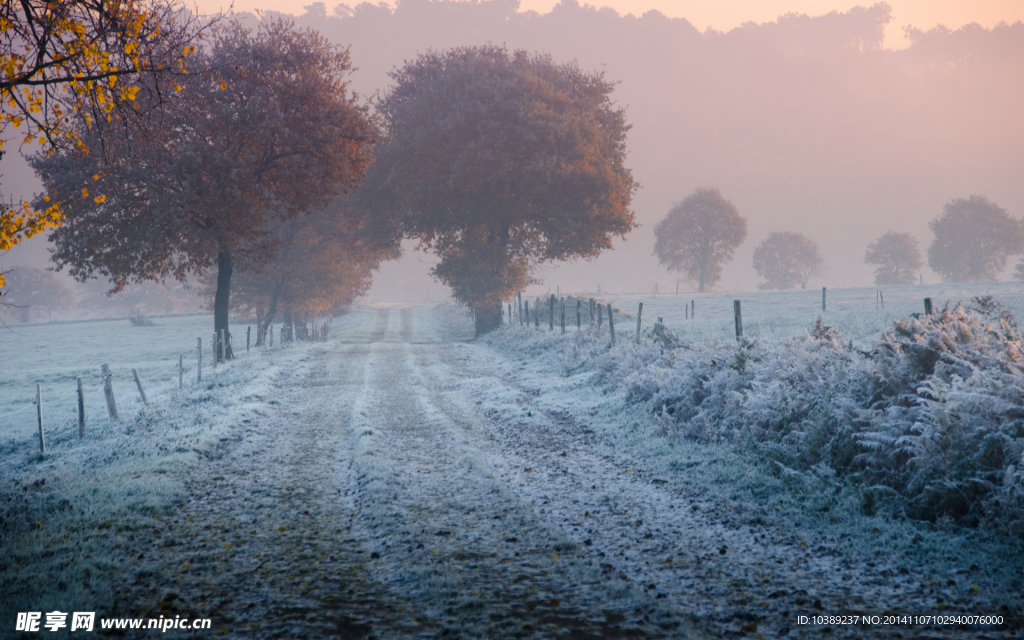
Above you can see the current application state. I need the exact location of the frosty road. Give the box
[106,304,1012,639]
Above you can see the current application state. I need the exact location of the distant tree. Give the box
[652,188,746,292]
[927,195,1024,282]
[864,231,923,285]
[75,279,200,318]
[369,45,637,334]
[0,267,73,322]
[32,19,378,359]
[753,232,823,290]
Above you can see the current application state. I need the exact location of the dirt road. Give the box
[118,305,1017,639]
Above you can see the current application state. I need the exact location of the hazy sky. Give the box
[2,0,1021,305]
[194,0,1024,48]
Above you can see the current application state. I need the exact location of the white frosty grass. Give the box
[483,292,1024,604]
[0,312,344,623]
[594,280,1024,346]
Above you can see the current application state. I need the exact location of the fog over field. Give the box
[2,0,1022,303]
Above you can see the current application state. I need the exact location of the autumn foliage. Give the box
[0,0,215,279]
[31,19,379,355]
[370,45,637,334]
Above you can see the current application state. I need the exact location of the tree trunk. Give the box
[213,248,233,361]
[257,275,285,346]
[474,303,503,336]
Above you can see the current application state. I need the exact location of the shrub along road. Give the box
[115,305,1020,639]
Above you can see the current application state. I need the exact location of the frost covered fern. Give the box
[554,298,1024,536]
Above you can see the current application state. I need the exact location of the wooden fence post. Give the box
[524,300,529,328]
[549,295,555,331]
[635,302,643,344]
[822,287,827,312]
[220,329,226,362]
[733,300,743,341]
[589,298,594,325]
[101,363,118,420]
[197,338,202,383]
[132,368,149,406]
[597,303,603,327]
[213,332,218,368]
[247,326,251,353]
[535,299,539,328]
[178,354,183,390]
[518,291,523,325]
[692,300,695,319]
[560,298,565,334]
[924,297,933,315]
[576,299,581,329]
[608,303,615,345]
[77,376,85,438]
[676,282,679,295]
[880,291,884,308]
[36,383,45,453]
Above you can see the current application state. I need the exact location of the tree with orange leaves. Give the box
[1,0,216,288]
[31,19,379,358]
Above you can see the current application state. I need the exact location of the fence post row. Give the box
[608,303,615,345]
[734,300,743,341]
[36,382,45,454]
[635,302,643,344]
[101,363,118,420]
[77,376,85,438]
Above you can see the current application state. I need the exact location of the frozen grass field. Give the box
[598,281,1024,346]
[2,290,1023,637]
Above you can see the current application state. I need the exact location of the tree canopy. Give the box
[370,45,637,334]
[864,231,922,285]
[31,19,379,355]
[927,195,1024,282]
[652,188,746,292]
[752,231,823,290]
[0,0,216,278]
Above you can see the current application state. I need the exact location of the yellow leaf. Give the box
[81,188,88,197]
[277,525,285,532]
[94,195,105,203]
[220,82,227,90]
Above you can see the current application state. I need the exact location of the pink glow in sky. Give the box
[191,0,1023,48]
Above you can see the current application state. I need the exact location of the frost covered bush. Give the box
[572,298,1024,534]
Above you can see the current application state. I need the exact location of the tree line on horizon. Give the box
[653,189,1024,292]
[2,1,1023,337]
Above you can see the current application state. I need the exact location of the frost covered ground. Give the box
[588,281,1024,346]
[2,297,1023,638]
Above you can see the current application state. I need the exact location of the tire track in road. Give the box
[342,308,696,639]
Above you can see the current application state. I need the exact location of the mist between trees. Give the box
[3,0,1023,332]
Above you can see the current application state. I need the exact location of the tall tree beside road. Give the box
[753,231,823,290]
[369,45,637,334]
[0,0,217,278]
[31,19,378,358]
[927,195,1024,282]
[652,188,747,293]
